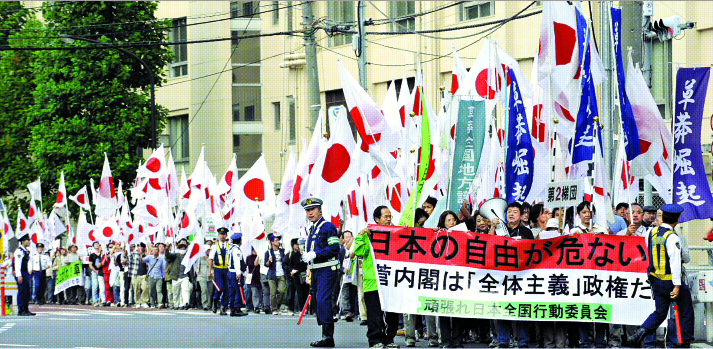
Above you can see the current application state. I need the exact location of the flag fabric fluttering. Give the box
[55,172,67,209]
[505,70,535,203]
[611,7,641,161]
[96,154,119,218]
[70,186,91,211]
[398,87,431,227]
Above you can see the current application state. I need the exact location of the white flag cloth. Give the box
[181,235,204,272]
[626,54,673,177]
[55,172,67,209]
[70,186,91,211]
[273,148,298,235]
[76,209,96,246]
[95,216,120,243]
[307,106,359,214]
[216,154,238,199]
[136,145,166,179]
[16,207,29,240]
[166,149,181,206]
[2,210,14,240]
[27,178,41,201]
[95,154,119,218]
[235,155,277,219]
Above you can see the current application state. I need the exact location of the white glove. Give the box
[302,251,317,263]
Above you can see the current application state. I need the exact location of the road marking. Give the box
[39,312,90,316]
[0,344,37,347]
[0,323,14,334]
[135,312,173,315]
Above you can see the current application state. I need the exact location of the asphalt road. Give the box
[1,304,446,348]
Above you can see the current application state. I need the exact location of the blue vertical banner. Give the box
[611,7,641,160]
[672,67,713,223]
[448,99,486,212]
[505,70,534,203]
[570,9,600,165]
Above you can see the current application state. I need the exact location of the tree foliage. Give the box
[25,1,172,215]
[0,2,35,214]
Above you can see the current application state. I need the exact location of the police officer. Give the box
[627,204,695,347]
[14,235,35,316]
[209,227,230,315]
[228,232,247,317]
[301,197,340,348]
[31,242,51,305]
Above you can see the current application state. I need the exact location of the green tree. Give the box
[0,2,35,216]
[28,1,172,214]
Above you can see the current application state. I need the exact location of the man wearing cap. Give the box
[627,204,695,347]
[209,227,231,315]
[301,197,340,347]
[31,242,51,305]
[228,232,247,317]
[14,235,35,316]
[642,205,657,228]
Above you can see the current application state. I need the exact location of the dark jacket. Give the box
[287,250,307,276]
[264,247,288,281]
[246,254,261,288]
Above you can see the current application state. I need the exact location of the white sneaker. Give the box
[340,315,347,320]
[141,303,149,309]
[133,304,140,309]
[282,310,294,316]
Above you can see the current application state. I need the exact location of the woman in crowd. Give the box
[436,211,465,348]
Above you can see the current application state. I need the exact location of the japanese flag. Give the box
[70,186,91,211]
[451,47,469,95]
[27,200,39,228]
[177,205,199,241]
[307,106,359,214]
[272,148,298,235]
[2,210,14,240]
[76,209,96,246]
[16,207,29,240]
[626,54,673,177]
[96,154,119,218]
[216,154,238,199]
[181,232,204,272]
[137,145,166,179]
[235,155,277,219]
[55,172,67,209]
[95,216,120,242]
[189,146,206,190]
[46,210,67,242]
[166,149,181,206]
[131,199,163,226]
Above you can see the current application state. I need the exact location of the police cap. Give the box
[217,227,229,235]
[301,197,323,210]
[36,242,45,248]
[231,233,242,240]
[661,204,684,222]
[18,235,30,243]
[642,205,657,213]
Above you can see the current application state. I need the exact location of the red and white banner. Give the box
[369,225,654,326]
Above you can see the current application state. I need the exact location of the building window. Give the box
[459,1,494,21]
[245,105,255,121]
[169,18,188,78]
[390,2,415,32]
[169,115,189,162]
[286,1,293,31]
[231,1,259,18]
[234,134,262,176]
[325,89,358,140]
[272,1,279,25]
[273,102,281,130]
[288,96,296,144]
[393,77,416,99]
[327,1,355,46]
[233,104,241,121]
[233,134,241,149]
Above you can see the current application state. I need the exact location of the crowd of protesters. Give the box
[19,196,695,348]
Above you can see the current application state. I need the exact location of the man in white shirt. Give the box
[31,242,52,305]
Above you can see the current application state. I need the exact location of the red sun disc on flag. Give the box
[128,234,135,244]
[147,205,158,218]
[89,230,96,242]
[189,243,200,259]
[321,143,351,183]
[56,191,64,204]
[20,219,27,231]
[244,178,266,202]
[103,227,113,238]
[291,176,303,204]
[31,233,38,244]
[225,171,234,186]
[553,22,577,65]
[146,157,161,173]
[181,213,190,229]
[29,206,35,217]
[78,194,86,205]
[149,178,162,190]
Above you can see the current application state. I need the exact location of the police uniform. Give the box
[301,197,340,348]
[14,235,35,316]
[227,233,247,317]
[210,228,231,315]
[627,204,695,347]
[31,243,51,305]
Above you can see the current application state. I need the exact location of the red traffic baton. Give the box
[212,279,221,293]
[239,286,246,305]
[673,301,683,345]
[297,294,312,325]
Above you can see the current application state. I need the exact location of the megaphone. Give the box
[479,198,509,237]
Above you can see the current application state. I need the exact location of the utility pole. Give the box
[357,1,367,90]
[302,1,321,130]
[641,1,655,206]
[600,1,615,192]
